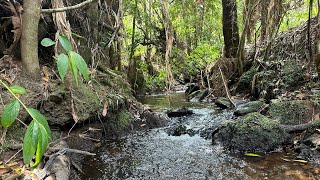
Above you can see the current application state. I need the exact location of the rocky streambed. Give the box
[80,92,320,179]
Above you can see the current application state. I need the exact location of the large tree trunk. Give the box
[160,0,174,91]
[21,0,41,80]
[222,0,239,58]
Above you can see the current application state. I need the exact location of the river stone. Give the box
[167,107,194,118]
[213,112,290,152]
[234,100,265,116]
[215,97,233,109]
[268,99,313,125]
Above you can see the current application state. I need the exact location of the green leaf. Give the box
[1,100,20,128]
[57,53,69,81]
[40,38,55,47]
[27,108,51,139]
[23,121,37,164]
[244,153,261,157]
[58,35,72,53]
[70,51,89,81]
[68,52,79,85]
[9,85,26,94]
[34,126,49,167]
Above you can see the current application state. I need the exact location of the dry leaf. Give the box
[102,100,108,117]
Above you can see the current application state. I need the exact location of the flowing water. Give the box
[82,93,320,180]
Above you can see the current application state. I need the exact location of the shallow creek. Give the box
[82,93,320,179]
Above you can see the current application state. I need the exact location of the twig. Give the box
[5,148,22,164]
[41,0,98,13]
[50,147,96,156]
[219,66,236,107]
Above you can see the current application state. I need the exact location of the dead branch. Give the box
[49,147,96,156]
[219,66,236,107]
[41,0,97,13]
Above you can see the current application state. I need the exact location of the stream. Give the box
[82,93,320,179]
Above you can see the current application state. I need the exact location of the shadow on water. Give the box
[81,93,320,180]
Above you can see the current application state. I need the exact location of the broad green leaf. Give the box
[23,121,37,164]
[40,38,55,47]
[27,108,51,139]
[58,35,72,53]
[70,51,89,81]
[34,126,49,167]
[244,153,261,157]
[1,100,20,128]
[68,52,79,85]
[9,85,26,94]
[57,53,69,81]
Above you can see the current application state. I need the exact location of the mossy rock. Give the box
[268,100,313,125]
[255,70,277,99]
[213,112,290,152]
[281,61,305,88]
[237,67,257,92]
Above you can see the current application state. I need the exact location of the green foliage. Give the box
[41,38,55,47]
[58,35,72,53]
[0,81,51,167]
[41,34,89,85]
[1,100,20,128]
[57,54,69,81]
[9,85,27,94]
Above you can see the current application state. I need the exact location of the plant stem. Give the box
[0,80,29,111]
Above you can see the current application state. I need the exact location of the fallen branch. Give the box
[41,0,97,13]
[49,147,96,156]
[219,66,236,107]
[281,120,320,133]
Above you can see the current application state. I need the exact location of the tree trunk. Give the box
[21,0,41,80]
[222,0,239,58]
[260,0,269,41]
[160,0,174,91]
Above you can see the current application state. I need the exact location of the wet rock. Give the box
[198,89,209,101]
[185,83,200,96]
[304,133,320,148]
[215,97,233,109]
[171,125,187,136]
[189,89,209,102]
[295,141,320,165]
[236,67,257,93]
[167,107,194,118]
[234,100,265,116]
[268,99,313,125]
[140,110,169,127]
[213,112,290,152]
[188,90,201,101]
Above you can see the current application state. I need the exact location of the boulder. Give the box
[268,100,313,125]
[167,107,194,118]
[213,112,290,152]
[215,97,233,109]
[234,100,265,116]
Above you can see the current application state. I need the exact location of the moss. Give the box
[117,109,131,129]
[269,100,311,125]
[281,61,304,87]
[216,112,289,152]
[311,119,320,127]
[237,112,278,130]
[239,67,257,85]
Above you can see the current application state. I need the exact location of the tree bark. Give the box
[222,0,240,58]
[21,0,41,80]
